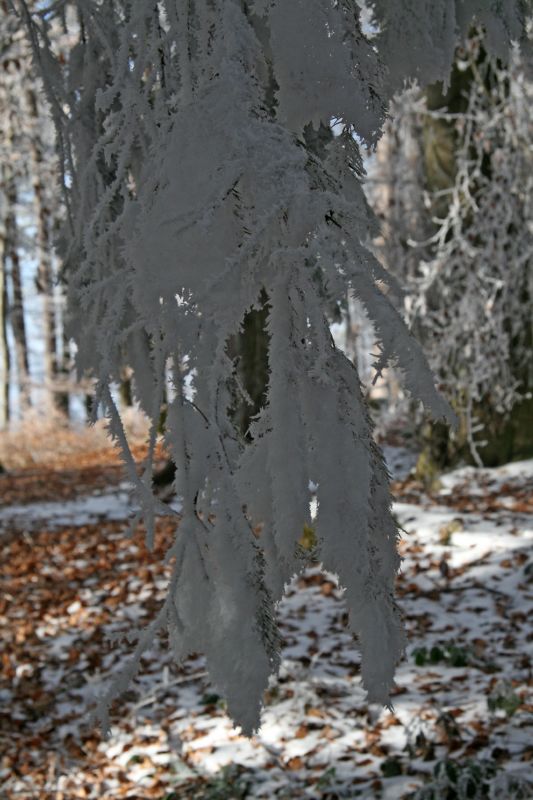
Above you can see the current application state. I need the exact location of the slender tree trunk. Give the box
[26,87,67,415]
[85,392,93,422]
[56,322,70,415]
[0,214,10,427]
[5,180,31,411]
[229,289,270,440]
[119,366,133,409]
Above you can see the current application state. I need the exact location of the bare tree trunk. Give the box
[26,87,68,416]
[5,180,31,411]
[228,289,270,440]
[0,215,10,427]
[56,322,70,415]
[119,366,133,409]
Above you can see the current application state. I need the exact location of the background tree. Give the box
[14,0,531,736]
[0,198,10,428]
[369,30,533,471]
[0,2,72,421]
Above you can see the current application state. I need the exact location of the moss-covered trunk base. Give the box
[415,396,533,485]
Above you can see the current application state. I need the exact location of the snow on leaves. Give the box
[15,0,531,736]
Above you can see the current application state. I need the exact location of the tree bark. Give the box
[5,180,31,411]
[228,288,270,441]
[119,367,133,409]
[26,87,68,415]
[0,213,10,428]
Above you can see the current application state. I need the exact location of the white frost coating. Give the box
[262,0,386,140]
[15,0,530,736]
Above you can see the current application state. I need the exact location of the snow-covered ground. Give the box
[1,456,532,799]
[0,486,135,530]
[0,447,415,534]
[0,484,181,532]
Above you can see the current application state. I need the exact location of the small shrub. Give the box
[412,642,485,670]
[381,757,403,777]
[177,764,251,800]
[487,681,522,717]
[316,766,337,790]
[407,758,532,800]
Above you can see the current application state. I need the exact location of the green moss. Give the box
[415,448,442,490]
[416,393,533,476]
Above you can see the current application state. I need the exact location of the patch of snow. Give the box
[0,489,182,532]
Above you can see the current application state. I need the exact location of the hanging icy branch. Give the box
[13,0,532,736]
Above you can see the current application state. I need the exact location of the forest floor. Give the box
[0,427,532,799]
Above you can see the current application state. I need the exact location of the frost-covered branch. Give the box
[12,0,531,735]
